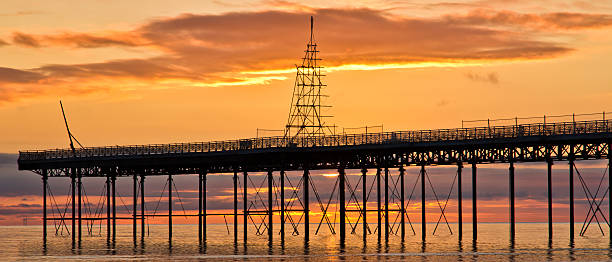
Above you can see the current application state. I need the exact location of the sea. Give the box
[1,223,611,261]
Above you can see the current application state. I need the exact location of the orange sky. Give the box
[0,0,611,152]
[1,0,612,226]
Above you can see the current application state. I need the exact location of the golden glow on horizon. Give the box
[240,61,487,76]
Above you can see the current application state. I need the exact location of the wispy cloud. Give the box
[12,31,148,48]
[0,10,43,17]
[0,67,45,83]
[444,9,612,30]
[465,71,500,84]
[12,32,41,47]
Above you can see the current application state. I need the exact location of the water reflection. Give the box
[508,240,516,262]
[471,240,478,262]
[546,239,553,261]
[141,239,147,255]
[4,223,612,261]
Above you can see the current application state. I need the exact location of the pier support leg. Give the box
[547,160,553,240]
[384,167,389,242]
[111,174,116,241]
[304,169,309,243]
[361,168,367,241]
[106,175,111,240]
[376,168,381,242]
[133,174,137,244]
[233,171,238,244]
[198,172,202,243]
[268,170,273,244]
[569,147,575,241]
[243,171,248,245]
[509,161,515,241]
[202,172,207,243]
[400,166,405,241]
[77,170,81,244]
[42,170,48,242]
[140,175,145,241]
[472,162,477,241]
[71,169,76,246]
[280,170,285,244]
[458,163,463,241]
[421,165,426,242]
[609,142,611,242]
[339,168,346,244]
[168,174,172,243]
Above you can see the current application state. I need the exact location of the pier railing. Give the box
[18,119,611,161]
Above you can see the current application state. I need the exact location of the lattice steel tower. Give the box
[284,16,334,141]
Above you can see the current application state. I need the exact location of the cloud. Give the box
[0,67,45,83]
[0,10,43,17]
[444,9,612,30]
[2,7,611,103]
[0,38,8,46]
[262,0,316,12]
[12,31,148,48]
[12,32,41,47]
[465,71,499,84]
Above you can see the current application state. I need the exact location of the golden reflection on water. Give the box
[1,223,612,261]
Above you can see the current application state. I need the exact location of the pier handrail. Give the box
[18,119,611,161]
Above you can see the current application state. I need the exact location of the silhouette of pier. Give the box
[16,16,612,250]
[18,118,612,248]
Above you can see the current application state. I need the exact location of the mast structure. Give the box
[284,16,334,143]
[60,101,84,155]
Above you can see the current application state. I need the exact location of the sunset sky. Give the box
[1,0,612,228]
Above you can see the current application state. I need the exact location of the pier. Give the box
[16,16,612,249]
[18,118,612,247]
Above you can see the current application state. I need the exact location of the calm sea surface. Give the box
[1,223,611,261]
